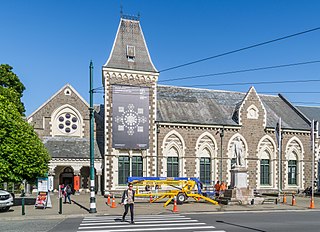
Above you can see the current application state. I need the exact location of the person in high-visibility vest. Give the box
[214,181,220,197]
[219,181,227,196]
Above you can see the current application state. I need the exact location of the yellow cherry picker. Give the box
[127,177,218,207]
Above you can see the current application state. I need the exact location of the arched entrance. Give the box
[60,167,74,187]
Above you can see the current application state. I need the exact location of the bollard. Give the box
[22,197,25,215]
[59,197,62,214]
[283,193,287,204]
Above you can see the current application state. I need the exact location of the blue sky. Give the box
[1,0,320,116]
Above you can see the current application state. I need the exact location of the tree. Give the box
[0,66,50,183]
[0,64,26,115]
[0,95,50,182]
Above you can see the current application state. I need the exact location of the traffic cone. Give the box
[172,196,178,213]
[291,194,296,206]
[111,195,117,208]
[149,194,153,203]
[309,197,315,209]
[283,193,287,204]
[107,194,111,205]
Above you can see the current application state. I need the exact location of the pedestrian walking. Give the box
[121,183,135,224]
[64,184,72,204]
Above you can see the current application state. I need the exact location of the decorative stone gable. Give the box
[27,84,90,139]
[238,86,267,128]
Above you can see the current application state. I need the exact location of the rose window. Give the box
[57,112,79,134]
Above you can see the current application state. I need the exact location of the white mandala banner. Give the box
[112,85,149,149]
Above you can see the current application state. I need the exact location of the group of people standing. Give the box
[60,184,72,204]
[214,180,227,197]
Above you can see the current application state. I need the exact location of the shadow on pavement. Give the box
[71,200,90,212]
[216,220,266,232]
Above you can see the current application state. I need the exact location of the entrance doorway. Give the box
[60,167,74,188]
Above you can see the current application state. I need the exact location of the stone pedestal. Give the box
[230,167,248,188]
[224,188,254,204]
[223,167,254,204]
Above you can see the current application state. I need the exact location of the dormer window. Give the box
[127,45,135,62]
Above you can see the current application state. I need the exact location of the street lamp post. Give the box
[89,61,97,213]
[220,127,224,182]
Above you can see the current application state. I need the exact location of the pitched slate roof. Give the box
[43,137,103,159]
[156,85,310,130]
[104,16,157,73]
[296,106,320,122]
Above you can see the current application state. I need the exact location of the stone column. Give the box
[96,172,102,195]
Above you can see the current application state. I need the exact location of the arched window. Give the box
[285,137,304,189]
[288,152,298,185]
[200,148,211,185]
[167,147,179,177]
[260,151,270,185]
[195,133,217,185]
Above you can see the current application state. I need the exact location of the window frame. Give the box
[288,160,297,185]
[200,157,211,185]
[260,159,270,185]
[167,157,179,177]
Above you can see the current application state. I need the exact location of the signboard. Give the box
[35,177,52,208]
[112,85,149,149]
[48,176,54,192]
[74,176,80,191]
[37,177,48,192]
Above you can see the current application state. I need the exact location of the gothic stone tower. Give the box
[102,15,159,190]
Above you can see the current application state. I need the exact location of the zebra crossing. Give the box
[77,214,226,232]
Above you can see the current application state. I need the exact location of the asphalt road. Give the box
[1,211,320,232]
[189,211,320,232]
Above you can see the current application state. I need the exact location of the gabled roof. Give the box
[27,84,89,119]
[104,16,158,73]
[156,85,310,130]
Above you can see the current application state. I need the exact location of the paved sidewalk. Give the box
[1,193,320,220]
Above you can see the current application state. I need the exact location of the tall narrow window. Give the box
[118,156,130,185]
[167,157,179,177]
[260,159,270,185]
[200,158,211,185]
[132,156,143,177]
[288,160,297,185]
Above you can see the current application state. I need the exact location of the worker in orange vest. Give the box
[214,181,220,197]
[219,181,227,196]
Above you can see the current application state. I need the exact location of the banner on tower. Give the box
[112,85,149,149]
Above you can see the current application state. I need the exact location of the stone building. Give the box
[27,84,104,193]
[28,15,318,194]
